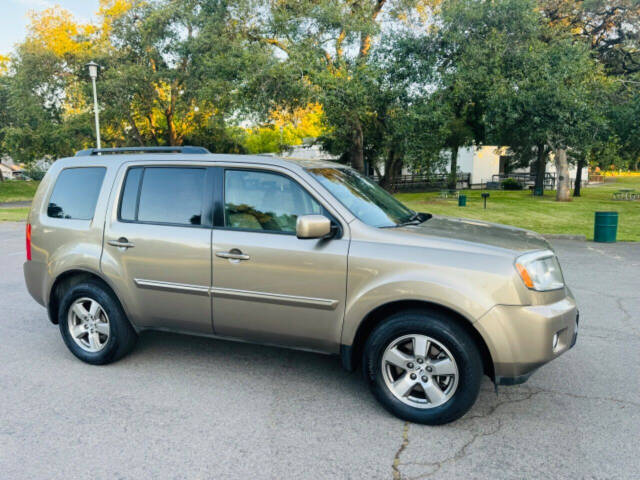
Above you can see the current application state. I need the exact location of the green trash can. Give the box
[458,194,467,207]
[594,211,618,242]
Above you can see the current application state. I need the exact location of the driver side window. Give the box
[224,170,322,233]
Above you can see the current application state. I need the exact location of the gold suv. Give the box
[24,146,578,424]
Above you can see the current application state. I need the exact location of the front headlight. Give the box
[515,250,564,291]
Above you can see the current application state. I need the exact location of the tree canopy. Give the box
[0,0,638,195]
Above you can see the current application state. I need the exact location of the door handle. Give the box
[216,250,250,261]
[108,238,135,249]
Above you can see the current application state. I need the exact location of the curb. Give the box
[0,201,32,208]
[542,234,587,241]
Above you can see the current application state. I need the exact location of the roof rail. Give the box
[75,146,210,156]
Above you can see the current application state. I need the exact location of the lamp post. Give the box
[86,61,101,149]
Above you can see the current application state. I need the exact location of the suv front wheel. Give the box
[58,280,137,365]
[363,310,483,425]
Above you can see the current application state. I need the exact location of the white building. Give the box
[278,143,340,162]
[447,146,588,187]
[0,160,24,180]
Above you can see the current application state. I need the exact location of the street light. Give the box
[86,61,101,149]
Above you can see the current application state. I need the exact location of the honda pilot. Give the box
[24,146,578,424]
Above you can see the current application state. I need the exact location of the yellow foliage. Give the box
[98,0,136,35]
[25,6,93,57]
[0,55,9,75]
[269,103,324,139]
[244,103,326,153]
[23,2,134,58]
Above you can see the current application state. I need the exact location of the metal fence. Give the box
[369,173,471,192]
[490,173,556,190]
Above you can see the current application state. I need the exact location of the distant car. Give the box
[24,146,578,424]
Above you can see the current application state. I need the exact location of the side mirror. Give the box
[296,215,332,239]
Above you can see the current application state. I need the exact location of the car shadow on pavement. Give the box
[127,329,375,403]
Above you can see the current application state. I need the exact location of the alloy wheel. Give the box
[381,334,459,408]
[67,297,110,353]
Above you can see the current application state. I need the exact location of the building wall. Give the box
[445,146,588,185]
[443,146,503,184]
[0,164,15,179]
[472,146,504,184]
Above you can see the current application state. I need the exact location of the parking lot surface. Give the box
[1,221,638,479]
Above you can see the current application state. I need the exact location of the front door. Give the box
[211,168,349,352]
[102,164,214,334]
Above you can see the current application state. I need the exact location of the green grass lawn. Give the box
[0,180,39,203]
[396,176,640,241]
[1,179,639,241]
[0,181,39,222]
[0,207,31,221]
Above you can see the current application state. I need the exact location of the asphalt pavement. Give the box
[0,221,638,479]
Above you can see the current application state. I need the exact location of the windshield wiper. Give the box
[382,212,431,228]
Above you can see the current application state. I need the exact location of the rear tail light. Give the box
[26,223,32,261]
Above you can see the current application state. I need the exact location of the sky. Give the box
[0,0,99,55]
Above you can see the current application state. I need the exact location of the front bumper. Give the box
[475,296,579,383]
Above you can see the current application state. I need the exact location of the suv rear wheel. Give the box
[362,309,482,425]
[58,280,137,365]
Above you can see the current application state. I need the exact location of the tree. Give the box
[0,7,95,163]
[95,0,278,149]
[391,0,546,189]
[606,77,640,171]
[540,0,640,76]
[439,0,605,200]
[238,0,438,172]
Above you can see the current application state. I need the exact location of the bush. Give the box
[22,168,47,181]
[501,178,523,190]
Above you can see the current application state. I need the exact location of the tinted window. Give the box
[224,170,322,233]
[137,168,205,225]
[119,167,142,221]
[47,167,106,220]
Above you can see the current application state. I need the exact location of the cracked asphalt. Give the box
[1,221,639,479]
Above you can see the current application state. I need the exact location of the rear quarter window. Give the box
[47,167,106,220]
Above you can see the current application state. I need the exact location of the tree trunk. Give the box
[166,108,178,146]
[573,159,585,197]
[534,144,546,195]
[447,145,459,190]
[380,149,402,191]
[166,83,180,146]
[146,114,160,145]
[350,120,365,173]
[555,148,571,201]
[380,149,395,190]
[127,112,145,146]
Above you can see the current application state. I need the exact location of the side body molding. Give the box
[134,278,339,310]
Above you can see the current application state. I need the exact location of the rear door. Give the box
[101,163,214,334]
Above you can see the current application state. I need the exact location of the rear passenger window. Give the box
[47,167,106,220]
[119,167,205,226]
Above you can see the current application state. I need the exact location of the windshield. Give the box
[307,168,416,227]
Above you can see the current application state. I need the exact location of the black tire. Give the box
[58,280,137,365]
[363,309,483,425]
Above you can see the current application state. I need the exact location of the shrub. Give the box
[501,178,523,190]
[22,168,47,181]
